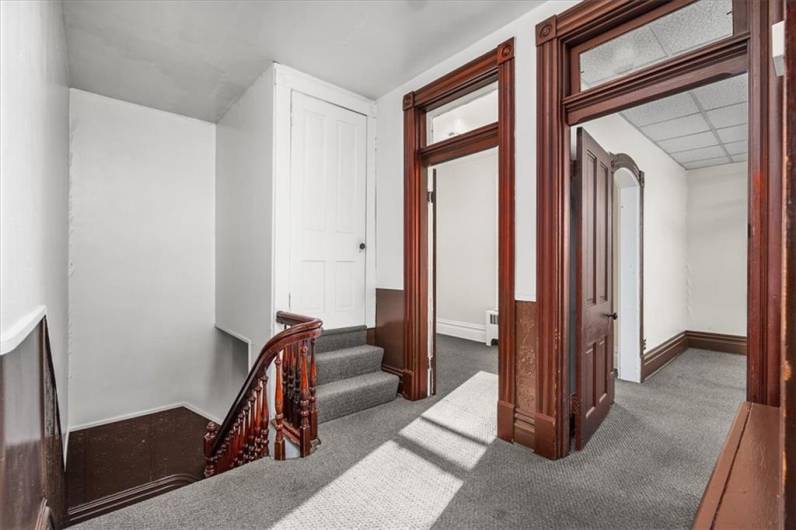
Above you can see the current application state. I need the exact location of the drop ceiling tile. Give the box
[672,145,726,164]
[732,153,748,163]
[650,0,733,56]
[716,124,747,143]
[642,113,710,141]
[692,74,748,110]
[683,156,732,170]
[621,92,699,127]
[658,131,718,153]
[705,102,748,128]
[724,140,747,155]
[580,26,666,87]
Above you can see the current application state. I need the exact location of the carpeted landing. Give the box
[78,336,745,530]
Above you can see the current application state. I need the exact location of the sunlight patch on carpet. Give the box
[272,371,498,529]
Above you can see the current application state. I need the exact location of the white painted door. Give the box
[289,92,367,329]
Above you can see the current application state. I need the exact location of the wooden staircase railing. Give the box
[203,311,322,477]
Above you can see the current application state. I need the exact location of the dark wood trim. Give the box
[535,0,783,460]
[641,330,749,382]
[568,0,696,95]
[693,402,752,529]
[566,34,748,125]
[782,2,796,523]
[685,330,747,355]
[1,317,66,530]
[419,122,498,166]
[641,332,688,382]
[693,402,780,529]
[403,37,516,443]
[67,473,200,525]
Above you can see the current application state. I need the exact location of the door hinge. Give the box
[570,393,580,418]
[288,293,292,308]
[427,190,435,203]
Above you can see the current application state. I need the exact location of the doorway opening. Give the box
[569,73,750,450]
[428,148,499,395]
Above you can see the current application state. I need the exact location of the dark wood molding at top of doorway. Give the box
[402,39,516,441]
[535,0,783,460]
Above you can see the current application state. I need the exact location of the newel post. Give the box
[203,421,218,477]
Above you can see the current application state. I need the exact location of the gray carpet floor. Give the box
[78,336,745,530]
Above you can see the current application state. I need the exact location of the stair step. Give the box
[316,344,384,385]
[315,326,367,353]
[317,371,399,423]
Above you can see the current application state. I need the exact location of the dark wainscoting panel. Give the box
[514,301,537,449]
[641,331,688,382]
[0,319,66,529]
[375,288,405,388]
[686,330,747,355]
[66,406,208,524]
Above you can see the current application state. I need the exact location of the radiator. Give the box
[485,309,498,346]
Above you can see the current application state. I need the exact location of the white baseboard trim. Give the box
[436,319,486,343]
[69,401,222,432]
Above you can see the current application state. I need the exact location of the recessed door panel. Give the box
[575,128,616,450]
[290,92,367,329]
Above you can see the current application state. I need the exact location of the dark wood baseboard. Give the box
[641,332,688,381]
[67,473,200,525]
[685,330,747,355]
[642,330,749,381]
[380,363,404,394]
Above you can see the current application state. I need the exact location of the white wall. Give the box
[686,162,747,335]
[69,89,243,427]
[375,0,579,299]
[0,0,70,430]
[215,67,275,359]
[435,149,498,340]
[580,114,688,352]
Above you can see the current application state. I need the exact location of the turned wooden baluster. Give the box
[203,421,218,477]
[286,343,295,425]
[292,342,301,427]
[245,391,256,462]
[309,337,318,442]
[299,339,311,456]
[274,350,286,460]
[253,373,268,458]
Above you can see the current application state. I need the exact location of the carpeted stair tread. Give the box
[317,371,399,423]
[315,344,384,385]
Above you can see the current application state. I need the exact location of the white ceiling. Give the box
[62,0,544,122]
[620,74,748,170]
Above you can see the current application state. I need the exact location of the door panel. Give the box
[290,92,367,329]
[575,128,615,450]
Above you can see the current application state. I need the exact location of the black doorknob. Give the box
[608,312,618,320]
[359,242,366,250]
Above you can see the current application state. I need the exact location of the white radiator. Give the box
[485,309,498,346]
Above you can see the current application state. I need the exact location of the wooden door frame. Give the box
[611,152,645,364]
[535,0,782,459]
[402,39,516,440]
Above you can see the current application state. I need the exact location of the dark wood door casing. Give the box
[574,128,615,449]
[402,39,516,442]
[535,0,782,460]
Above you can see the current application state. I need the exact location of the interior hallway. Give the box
[79,336,745,529]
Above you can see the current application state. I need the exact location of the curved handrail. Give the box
[210,312,322,456]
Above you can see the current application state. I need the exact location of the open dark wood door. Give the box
[574,128,615,450]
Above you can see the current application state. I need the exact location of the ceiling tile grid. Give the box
[620,74,748,170]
